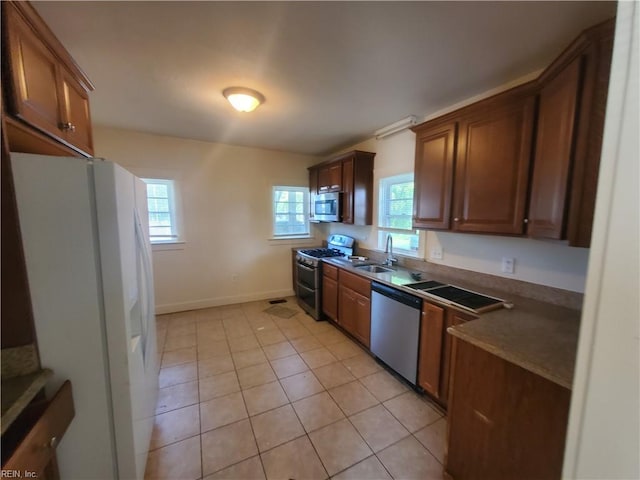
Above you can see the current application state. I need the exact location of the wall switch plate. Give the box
[501,257,515,274]
[430,246,443,260]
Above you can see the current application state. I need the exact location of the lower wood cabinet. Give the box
[417,302,445,397]
[322,264,339,321]
[446,340,570,480]
[337,269,371,348]
[440,310,474,407]
[418,304,475,406]
[2,380,75,479]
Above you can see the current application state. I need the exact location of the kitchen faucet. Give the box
[384,234,398,266]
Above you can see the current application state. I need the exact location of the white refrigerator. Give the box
[11,153,160,480]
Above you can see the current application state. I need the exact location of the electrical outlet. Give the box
[430,246,443,260]
[501,257,515,274]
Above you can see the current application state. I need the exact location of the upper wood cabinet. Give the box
[411,18,613,246]
[529,20,614,247]
[318,162,342,193]
[2,1,94,156]
[413,123,457,230]
[453,95,535,235]
[309,150,375,226]
[528,59,582,239]
[413,89,535,236]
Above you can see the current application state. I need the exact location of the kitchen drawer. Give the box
[339,270,371,298]
[3,380,75,477]
[323,263,338,281]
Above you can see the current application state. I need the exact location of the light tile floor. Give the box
[146,297,446,480]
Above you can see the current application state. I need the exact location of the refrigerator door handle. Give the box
[134,208,153,364]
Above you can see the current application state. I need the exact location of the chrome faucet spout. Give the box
[384,234,397,266]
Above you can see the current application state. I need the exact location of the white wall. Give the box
[563,3,639,478]
[94,127,321,313]
[325,128,589,293]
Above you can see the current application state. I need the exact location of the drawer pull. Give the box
[473,409,494,427]
[48,436,58,449]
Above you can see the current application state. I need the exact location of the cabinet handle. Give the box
[523,218,529,224]
[331,184,340,189]
[453,217,460,222]
[47,436,58,449]
[59,122,76,132]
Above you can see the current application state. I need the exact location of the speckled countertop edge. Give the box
[323,257,580,390]
[1,369,53,435]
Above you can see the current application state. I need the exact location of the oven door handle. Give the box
[297,282,315,294]
[297,263,317,273]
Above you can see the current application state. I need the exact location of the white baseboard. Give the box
[155,288,296,315]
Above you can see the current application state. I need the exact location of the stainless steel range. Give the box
[295,234,354,319]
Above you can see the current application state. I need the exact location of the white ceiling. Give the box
[33,1,616,156]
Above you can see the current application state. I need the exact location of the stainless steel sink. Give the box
[354,264,394,273]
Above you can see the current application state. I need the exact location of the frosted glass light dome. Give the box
[223,87,265,112]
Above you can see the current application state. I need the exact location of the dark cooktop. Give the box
[405,281,504,312]
[299,248,344,258]
[426,285,503,311]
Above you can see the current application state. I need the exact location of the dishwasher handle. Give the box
[371,282,422,309]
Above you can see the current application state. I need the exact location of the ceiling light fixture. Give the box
[374,115,418,139]
[223,87,265,113]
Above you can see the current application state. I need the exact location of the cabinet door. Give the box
[446,340,571,480]
[5,6,63,139]
[341,158,354,224]
[417,302,445,397]
[338,286,357,334]
[528,59,581,239]
[453,97,535,234]
[60,68,93,155]
[440,310,474,407]
[322,275,338,321]
[353,292,371,348]
[413,123,457,229]
[328,162,342,191]
[318,162,342,193]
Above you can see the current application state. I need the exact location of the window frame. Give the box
[377,173,422,257]
[272,185,311,239]
[142,178,181,245]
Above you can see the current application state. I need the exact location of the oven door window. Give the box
[297,263,317,289]
[297,282,316,311]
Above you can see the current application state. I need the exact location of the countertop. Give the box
[323,257,579,390]
[1,369,52,435]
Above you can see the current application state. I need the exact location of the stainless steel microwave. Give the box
[314,192,341,222]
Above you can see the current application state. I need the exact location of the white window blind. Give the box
[273,186,310,237]
[142,178,179,243]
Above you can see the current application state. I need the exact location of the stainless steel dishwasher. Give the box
[370,281,422,385]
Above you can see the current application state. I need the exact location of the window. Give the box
[378,173,420,255]
[273,186,309,237]
[142,178,180,243]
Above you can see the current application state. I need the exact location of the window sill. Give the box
[151,241,186,251]
[374,248,424,261]
[268,236,317,246]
